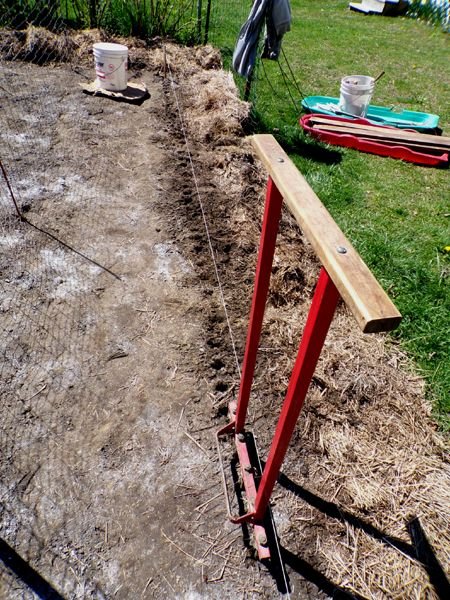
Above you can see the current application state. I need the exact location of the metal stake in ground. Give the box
[0,159,24,220]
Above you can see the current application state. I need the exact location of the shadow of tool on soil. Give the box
[275,470,450,600]
[0,538,65,600]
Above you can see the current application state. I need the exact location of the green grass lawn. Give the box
[214,0,450,426]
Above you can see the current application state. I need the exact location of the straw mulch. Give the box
[155,42,450,599]
[0,26,148,65]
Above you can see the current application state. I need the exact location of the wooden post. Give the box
[244,73,254,102]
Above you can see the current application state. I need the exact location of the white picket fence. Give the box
[409,0,450,30]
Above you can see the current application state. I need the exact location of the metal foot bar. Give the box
[216,424,270,560]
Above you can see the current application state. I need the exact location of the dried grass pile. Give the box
[0,26,77,63]
[0,25,148,65]
[155,43,450,599]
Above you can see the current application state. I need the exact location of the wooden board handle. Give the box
[251,134,402,333]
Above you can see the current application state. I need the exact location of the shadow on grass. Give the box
[282,137,343,165]
[242,111,343,165]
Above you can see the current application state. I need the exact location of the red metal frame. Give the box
[218,176,283,437]
[216,175,341,552]
[253,267,339,519]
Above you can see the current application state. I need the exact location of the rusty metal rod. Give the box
[0,158,24,220]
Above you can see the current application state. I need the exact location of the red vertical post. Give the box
[234,177,284,434]
[254,268,340,519]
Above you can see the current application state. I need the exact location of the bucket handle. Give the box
[95,55,128,76]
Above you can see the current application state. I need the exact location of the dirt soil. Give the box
[0,31,449,600]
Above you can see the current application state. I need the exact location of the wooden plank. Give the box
[310,125,449,153]
[310,124,450,150]
[308,117,448,139]
[308,118,450,148]
[329,134,449,153]
[251,134,402,334]
[363,140,448,154]
[349,1,384,14]
[308,119,449,143]
[350,0,408,16]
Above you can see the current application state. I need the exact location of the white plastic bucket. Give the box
[338,75,375,117]
[93,42,128,91]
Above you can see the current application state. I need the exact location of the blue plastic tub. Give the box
[302,96,440,132]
